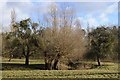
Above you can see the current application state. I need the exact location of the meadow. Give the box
[2,58,119,79]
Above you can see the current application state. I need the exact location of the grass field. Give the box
[1,58,119,79]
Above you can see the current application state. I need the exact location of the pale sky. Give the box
[0,0,118,32]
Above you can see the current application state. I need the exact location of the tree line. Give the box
[1,4,119,70]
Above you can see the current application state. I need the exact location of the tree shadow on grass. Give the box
[2,63,45,70]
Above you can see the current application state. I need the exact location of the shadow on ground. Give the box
[2,63,45,70]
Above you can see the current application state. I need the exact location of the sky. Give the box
[0,0,118,32]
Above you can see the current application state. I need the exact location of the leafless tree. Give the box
[42,3,86,70]
[11,9,16,32]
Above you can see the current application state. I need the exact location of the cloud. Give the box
[34,2,55,15]
[74,17,87,29]
[0,0,34,32]
[105,2,118,14]
[0,1,118,32]
[87,16,99,28]
[99,2,118,24]
[78,2,118,30]
[74,15,99,30]
[99,13,108,22]
[0,0,55,32]
[84,14,99,27]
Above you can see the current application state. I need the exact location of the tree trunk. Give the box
[45,58,59,70]
[44,51,48,70]
[19,56,21,59]
[44,51,60,70]
[25,55,29,65]
[8,54,13,62]
[53,54,60,70]
[45,58,53,70]
[97,55,101,66]
[46,61,52,70]
[25,45,30,65]
[45,62,48,70]
[53,59,59,70]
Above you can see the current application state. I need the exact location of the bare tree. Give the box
[11,9,16,32]
[42,3,86,70]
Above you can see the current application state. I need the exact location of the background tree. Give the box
[110,26,118,61]
[118,26,120,61]
[6,18,40,65]
[89,27,115,66]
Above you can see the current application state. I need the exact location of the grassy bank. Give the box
[2,58,119,78]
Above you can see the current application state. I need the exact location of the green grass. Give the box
[2,70,118,78]
[2,58,44,64]
[2,58,119,78]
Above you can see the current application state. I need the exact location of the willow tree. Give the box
[42,3,86,70]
